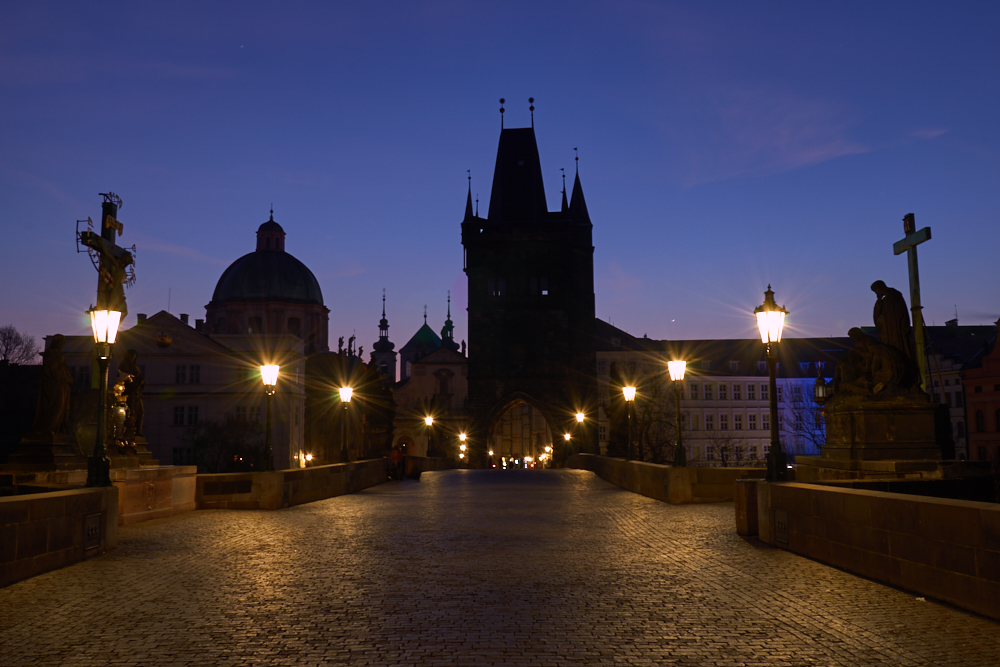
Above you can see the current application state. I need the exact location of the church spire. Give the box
[373,288,394,354]
[441,290,459,351]
[570,170,591,224]
[560,168,568,213]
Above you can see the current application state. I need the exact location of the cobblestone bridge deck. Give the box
[2,469,999,666]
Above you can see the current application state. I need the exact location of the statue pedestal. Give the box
[2,433,88,472]
[108,436,159,469]
[798,395,940,481]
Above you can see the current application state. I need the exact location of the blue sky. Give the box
[2,1,998,352]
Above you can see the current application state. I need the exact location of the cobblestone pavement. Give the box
[3,470,1000,666]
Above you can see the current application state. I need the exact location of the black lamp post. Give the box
[755,285,789,482]
[339,387,353,463]
[667,360,687,467]
[86,308,121,487]
[260,364,279,471]
[424,415,434,457]
[622,386,636,460]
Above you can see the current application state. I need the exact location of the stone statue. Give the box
[118,348,144,437]
[338,336,344,354]
[33,334,73,436]
[871,281,915,363]
[833,328,916,397]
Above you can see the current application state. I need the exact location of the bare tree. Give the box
[779,383,826,457]
[703,430,748,467]
[0,326,39,365]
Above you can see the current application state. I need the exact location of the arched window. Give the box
[975,410,986,432]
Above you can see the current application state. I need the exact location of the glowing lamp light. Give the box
[489,450,494,456]
[338,386,353,403]
[89,308,122,345]
[622,386,637,402]
[754,285,788,344]
[460,444,466,452]
[459,433,467,442]
[545,446,551,452]
[576,412,585,423]
[305,454,313,462]
[564,433,571,441]
[260,364,280,387]
[424,416,434,426]
[667,360,687,382]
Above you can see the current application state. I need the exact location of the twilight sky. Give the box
[2,1,998,353]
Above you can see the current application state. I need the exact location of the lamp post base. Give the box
[673,444,687,467]
[87,454,111,487]
[766,448,788,482]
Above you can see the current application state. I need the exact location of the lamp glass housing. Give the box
[753,286,788,344]
[260,364,280,387]
[667,360,687,382]
[576,412,585,423]
[339,387,353,403]
[459,433,467,441]
[89,309,122,345]
[424,416,433,426]
[622,386,637,402]
[564,433,571,441]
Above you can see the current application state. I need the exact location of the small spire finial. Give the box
[467,169,471,188]
[561,167,566,192]
[499,98,505,129]
[382,288,386,317]
[269,204,274,221]
[424,305,427,324]
[475,194,479,217]
[574,147,579,174]
[447,290,451,318]
[529,97,534,127]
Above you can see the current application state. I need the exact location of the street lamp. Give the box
[260,365,279,471]
[622,386,637,460]
[424,415,434,457]
[667,360,687,467]
[754,285,789,481]
[339,386,353,463]
[86,308,121,487]
[576,412,585,423]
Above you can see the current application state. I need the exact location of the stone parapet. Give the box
[756,480,1000,621]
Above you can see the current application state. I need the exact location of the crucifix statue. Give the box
[79,193,135,316]
[892,213,931,392]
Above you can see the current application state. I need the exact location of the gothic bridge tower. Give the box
[462,122,598,459]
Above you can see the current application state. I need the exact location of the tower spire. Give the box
[441,290,458,351]
[560,167,568,213]
[464,170,474,221]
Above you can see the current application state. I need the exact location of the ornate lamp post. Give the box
[622,386,637,460]
[424,415,434,457]
[87,308,121,487]
[260,365,279,471]
[754,285,789,481]
[667,360,687,467]
[339,386,353,463]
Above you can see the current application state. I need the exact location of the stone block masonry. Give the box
[0,486,117,587]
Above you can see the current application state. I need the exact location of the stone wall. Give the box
[0,487,118,587]
[568,454,766,504]
[113,466,197,525]
[196,458,387,510]
[756,481,1000,621]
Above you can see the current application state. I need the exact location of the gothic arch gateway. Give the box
[462,121,599,461]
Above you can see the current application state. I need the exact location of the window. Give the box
[704,384,713,400]
[746,384,755,400]
[777,386,783,402]
[250,407,261,423]
[733,384,741,400]
[175,365,187,384]
[734,415,743,430]
[235,406,247,420]
[189,365,201,384]
[976,410,985,432]
[975,386,983,393]
[800,362,809,372]
[599,425,607,442]
[173,406,185,426]
[599,391,607,408]
[703,360,713,370]
[758,361,767,373]
[719,414,729,430]
[540,276,549,296]
[729,361,739,372]
[597,360,607,374]
[187,406,199,426]
[762,413,770,430]
[705,415,715,430]
[748,414,757,430]
[689,383,699,400]
[718,384,727,400]
[794,413,804,430]
[956,391,963,408]
[761,384,768,401]
[792,385,802,400]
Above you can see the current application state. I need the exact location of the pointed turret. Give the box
[464,184,474,222]
[561,171,569,213]
[371,289,397,381]
[569,172,591,224]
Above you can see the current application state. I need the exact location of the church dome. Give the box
[209,213,324,306]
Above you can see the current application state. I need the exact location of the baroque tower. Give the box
[462,121,598,454]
